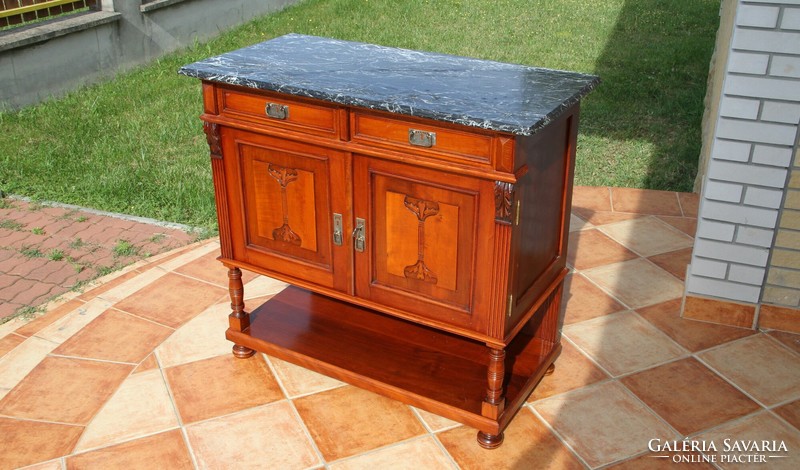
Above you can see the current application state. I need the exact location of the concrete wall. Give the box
[685,0,800,332]
[0,0,299,109]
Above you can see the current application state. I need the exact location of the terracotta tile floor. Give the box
[1,187,800,469]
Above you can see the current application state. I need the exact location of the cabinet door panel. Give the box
[223,128,349,292]
[354,156,493,332]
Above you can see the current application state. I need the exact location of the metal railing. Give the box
[1,0,98,29]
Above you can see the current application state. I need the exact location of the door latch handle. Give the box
[333,213,343,246]
[353,218,366,252]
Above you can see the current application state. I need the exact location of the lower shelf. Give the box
[227,286,560,434]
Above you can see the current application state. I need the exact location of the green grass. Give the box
[112,239,140,258]
[0,219,24,230]
[20,246,43,258]
[0,0,720,228]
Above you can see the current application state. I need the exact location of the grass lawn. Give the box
[0,0,721,229]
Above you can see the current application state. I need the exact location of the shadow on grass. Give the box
[579,0,720,192]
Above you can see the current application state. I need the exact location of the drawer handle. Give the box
[408,129,436,148]
[265,103,289,120]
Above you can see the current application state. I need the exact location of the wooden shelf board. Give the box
[228,286,557,432]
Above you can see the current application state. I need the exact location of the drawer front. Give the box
[351,111,494,165]
[219,87,342,139]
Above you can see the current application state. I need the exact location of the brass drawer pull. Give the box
[408,129,436,148]
[265,102,289,120]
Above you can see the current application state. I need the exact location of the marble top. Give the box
[179,34,599,136]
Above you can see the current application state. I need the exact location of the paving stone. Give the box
[10,279,57,306]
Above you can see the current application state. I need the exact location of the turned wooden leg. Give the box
[478,347,506,449]
[545,363,556,376]
[477,431,505,449]
[228,267,255,358]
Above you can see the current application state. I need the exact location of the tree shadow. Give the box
[578,0,720,192]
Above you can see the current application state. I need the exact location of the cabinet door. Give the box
[353,156,494,332]
[223,128,350,292]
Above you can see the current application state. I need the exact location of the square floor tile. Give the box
[598,217,693,257]
[648,247,693,281]
[697,412,800,469]
[174,250,257,288]
[582,259,684,309]
[331,436,452,469]
[678,192,699,218]
[133,353,158,375]
[572,186,612,212]
[533,381,679,468]
[66,429,193,470]
[637,299,755,352]
[528,340,609,401]
[571,209,644,227]
[438,408,584,470]
[186,401,320,469]
[698,334,800,406]
[113,272,226,329]
[52,309,173,364]
[0,418,83,469]
[564,311,686,376]
[562,273,626,325]
[610,187,682,216]
[165,353,283,424]
[567,229,638,271]
[74,369,179,452]
[13,298,84,338]
[569,213,593,232]
[0,336,58,394]
[775,400,800,431]
[621,357,760,436]
[0,356,132,425]
[35,298,112,345]
[658,216,697,237]
[767,330,800,355]
[411,407,460,433]
[293,385,425,461]
[0,332,25,359]
[23,458,65,470]
[155,302,230,368]
[267,356,344,398]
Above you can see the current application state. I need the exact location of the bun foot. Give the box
[232,344,256,358]
[545,363,556,376]
[477,431,504,449]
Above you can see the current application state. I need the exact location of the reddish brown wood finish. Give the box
[199,82,578,448]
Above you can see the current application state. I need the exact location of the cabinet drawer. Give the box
[351,111,493,165]
[219,87,342,139]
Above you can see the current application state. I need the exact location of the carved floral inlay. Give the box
[403,195,439,284]
[494,181,514,224]
[203,121,222,159]
[268,164,302,246]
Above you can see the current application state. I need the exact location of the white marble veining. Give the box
[179,34,599,136]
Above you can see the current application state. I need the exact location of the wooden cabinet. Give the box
[183,34,598,449]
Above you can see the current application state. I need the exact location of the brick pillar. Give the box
[684,0,800,332]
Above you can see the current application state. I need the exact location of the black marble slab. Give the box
[179,34,599,136]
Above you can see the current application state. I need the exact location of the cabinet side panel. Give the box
[507,105,579,332]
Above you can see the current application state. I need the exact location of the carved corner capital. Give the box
[203,121,222,159]
[494,181,514,224]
